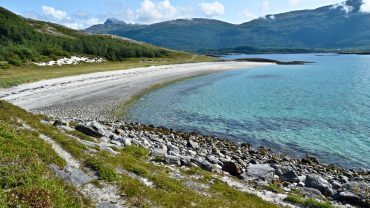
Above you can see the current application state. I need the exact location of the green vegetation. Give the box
[0,100,281,207]
[0,55,215,88]
[0,101,91,207]
[284,193,334,208]
[0,6,197,67]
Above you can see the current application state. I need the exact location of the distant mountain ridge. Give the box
[0,7,182,67]
[85,0,370,51]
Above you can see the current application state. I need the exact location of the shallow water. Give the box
[126,54,370,169]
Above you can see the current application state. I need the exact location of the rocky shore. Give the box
[54,118,369,207]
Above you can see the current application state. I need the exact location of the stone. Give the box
[187,140,199,149]
[305,175,334,197]
[122,138,132,146]
[49,164,95,186]
[331,180,342,189]
[297,187,324,198]
[334,191,361,205]
[222,161,243,177]
[53,119,68,126]
[59,125,74,132]
[109,133,121,141]
[164,155,181,166]
[207,155,222,165]
[151,148,167,158]
[280,170,299,183]
[76,121,106,137]
[192,157,213,171]
[167,143,180,155]
[342,181,369,199]
[301,155,319,165]
[241,164,275,182]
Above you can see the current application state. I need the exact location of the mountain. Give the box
[0,7,182,67]
[85,0,370,51]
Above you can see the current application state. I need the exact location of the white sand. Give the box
[0,62,269,119]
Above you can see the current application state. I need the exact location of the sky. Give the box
[0,0,347,29]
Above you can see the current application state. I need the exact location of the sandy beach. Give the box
[0,61,268,120]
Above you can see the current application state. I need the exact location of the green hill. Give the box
[85,0,370,51]
[0,7,181,67]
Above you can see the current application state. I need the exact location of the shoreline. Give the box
[55,117,370,207]
[1,61,369,207]
[0,61,269,120]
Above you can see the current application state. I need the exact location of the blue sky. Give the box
[0,0,345,29]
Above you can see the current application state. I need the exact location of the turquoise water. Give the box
[126,54,370,169]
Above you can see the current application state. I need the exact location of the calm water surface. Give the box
[127,54,370,169]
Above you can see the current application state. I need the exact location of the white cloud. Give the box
[262,0,270,15]
[330,2,354,14]
[241,10,258,21]
[199,1,225,17]
[127,0,181,23]
[289,0,300,6]
[41,5,68,20]
[361,0,370,13]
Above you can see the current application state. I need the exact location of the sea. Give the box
[126,54,370,169]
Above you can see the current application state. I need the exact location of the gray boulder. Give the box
[305,175,334,197]
[151,148,167,158]
[76,121,107,137]
[334,191,361,205]
[280,170,299,183]
[49,164,95,186]
[187,140,199,149]
[192,157,213,171]
[222,161,243,177]
[242,164,275,182]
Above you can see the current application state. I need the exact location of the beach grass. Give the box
[0,100,280,207]
[0,54,216,88]
[0,100,91,207]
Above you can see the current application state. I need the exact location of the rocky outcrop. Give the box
[60,119,370,207]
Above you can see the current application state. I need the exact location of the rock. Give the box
[280,170,299,183]
[241,164,274,182]
[53,119,68,126]
[49,164,95,186]
[110,140,122,147]
[207,155,222,165]
[192,157,213,171]
[59,125,74,132]
[164,155,181,166]
[76,122,106,137]
[100,144,118,155]
[109,133,121,141]
[187,140,199,149]
[167,143,180,155]
[331,180,342,189]
[297,187,324,198]
[151,148,167,158]
[301,155,319,165]
[122,138,132,146]
[305,175,334,197]
[180,156,191,166]
[334,191,361,205]
[222,161,243,177]
[342,181,369,200]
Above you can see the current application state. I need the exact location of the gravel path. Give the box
[0,62,267,120]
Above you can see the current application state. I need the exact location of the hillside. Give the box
[0,7,182,67]
[85,0,370,51]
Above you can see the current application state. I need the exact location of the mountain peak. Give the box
[104,18,126,25]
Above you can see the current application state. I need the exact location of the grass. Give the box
[284,193,334,208]
[0,100,283,207]
[0,55,216,88]
[89,145,280,208]
[0,100,91,207]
